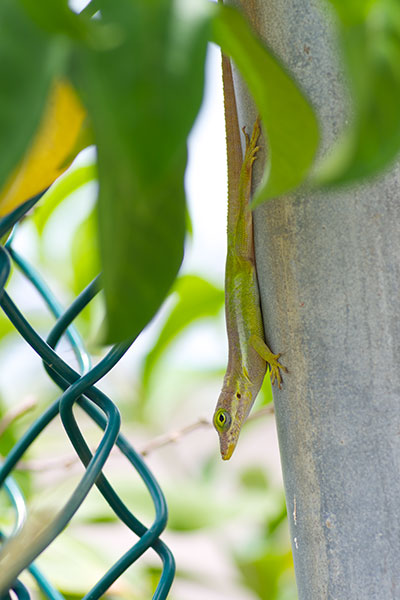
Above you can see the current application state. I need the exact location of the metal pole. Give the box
[231,1,400,597]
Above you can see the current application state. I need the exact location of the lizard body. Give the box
[213,53,286,460]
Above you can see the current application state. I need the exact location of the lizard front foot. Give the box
[267,352,287,389]
[250,334,287,389]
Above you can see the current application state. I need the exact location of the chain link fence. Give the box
[0,194,175,599]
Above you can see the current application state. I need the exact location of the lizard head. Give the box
[213,384,252,460]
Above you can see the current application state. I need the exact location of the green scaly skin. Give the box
[213,117,287,460]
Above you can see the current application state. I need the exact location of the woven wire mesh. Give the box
[0,194,175,599]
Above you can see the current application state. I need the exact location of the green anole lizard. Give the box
[213,49,287,461]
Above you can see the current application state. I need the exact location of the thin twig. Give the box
[247,404,275,422]
[16,454,79,472]
[139,417,210,456]
[13,404,275,469]
[139,403,275,456]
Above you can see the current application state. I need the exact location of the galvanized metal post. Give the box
[231,1,400,597]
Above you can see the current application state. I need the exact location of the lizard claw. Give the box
[268,353,287,389]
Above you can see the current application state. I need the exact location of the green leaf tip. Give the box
[211,3,320,205]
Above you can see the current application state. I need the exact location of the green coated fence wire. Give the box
[0,194,175,599]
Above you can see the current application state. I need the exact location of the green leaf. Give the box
[142,275,224,389]
[0,312,17,342]
[316,0,400,185]
[81,1,102,18]
[326,0,377,25]
[240,466,269,491]
[0,399,18,458]
[19,0,89,38]
[73,0,212,342]
[36,532,112,597]
[34,164,97,235]
[166,484,237,531]
[212,4,319,204]
[71,207,100,295]
[236,547,295,600]
[0,0,67,191]
[19,0,114,50]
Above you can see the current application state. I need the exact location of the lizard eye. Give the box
[214,408,232,432]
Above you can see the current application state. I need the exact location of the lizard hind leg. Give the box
[249,333,287,389]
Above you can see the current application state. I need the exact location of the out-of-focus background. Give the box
[0,41,296,599]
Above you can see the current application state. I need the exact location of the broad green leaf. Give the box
[81,1,102,18]
[0,0,67,194]
[142,275,224,389]
[327,0,377,25]
[19,0,90,39]
[34,164,97,235]
[212,4,319,205]
[19,0,115,49]
[316,0,400,185]
[73,0,212,342]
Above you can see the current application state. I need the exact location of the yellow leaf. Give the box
[0,80,86,217]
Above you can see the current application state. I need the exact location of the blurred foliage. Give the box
[236,547,296,600]
[33,164,97,236]
[0,397,33,508]
[317,0,400,185]
[0,81,87,218]
[0,0,318,345]
[141,275,224,392]
[0,0,65,192]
